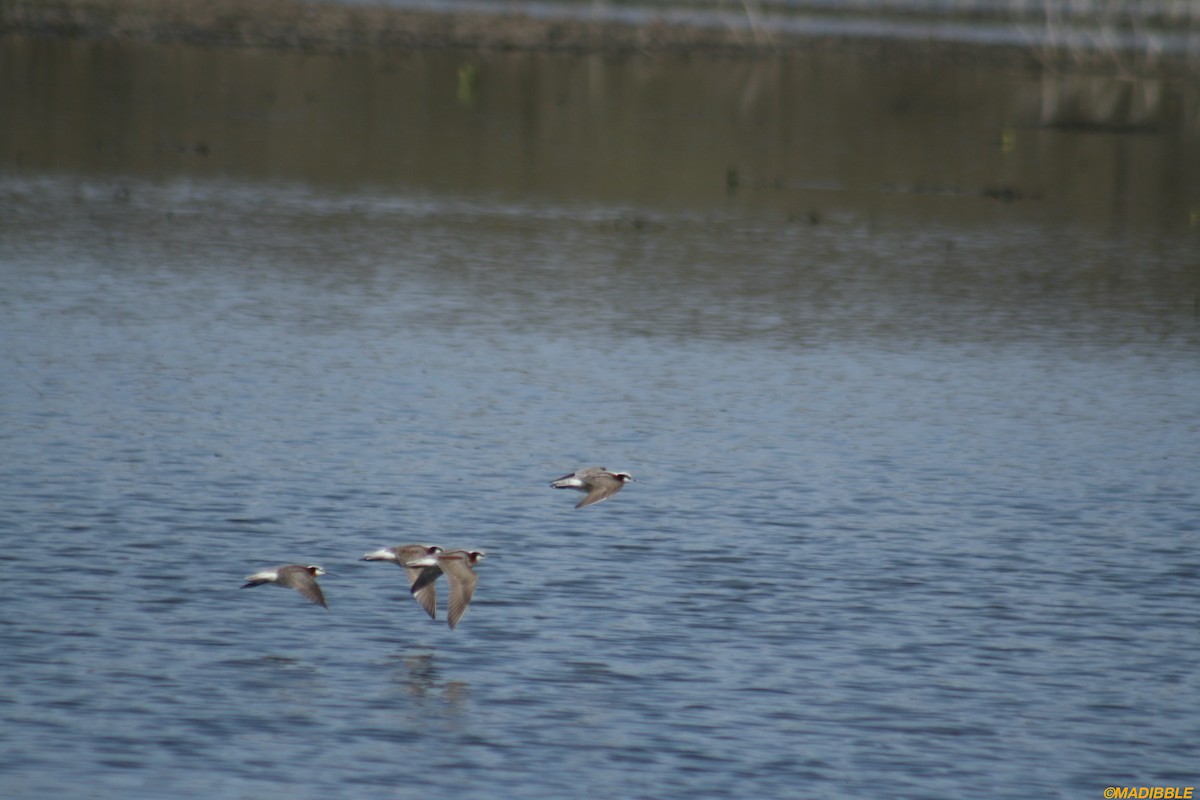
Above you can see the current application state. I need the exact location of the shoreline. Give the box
[2,0,1196,75]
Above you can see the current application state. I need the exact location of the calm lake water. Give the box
[2,34,1199,799]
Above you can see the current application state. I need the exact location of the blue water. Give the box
[1,173,1198,799]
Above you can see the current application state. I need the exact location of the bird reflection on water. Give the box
[386,651,470,713]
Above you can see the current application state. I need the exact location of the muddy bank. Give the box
[4,0,1194,74]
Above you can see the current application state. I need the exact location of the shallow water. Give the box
[2,38,1199,800]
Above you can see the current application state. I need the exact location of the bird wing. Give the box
[278,566,328,608]
[576,475,623,508]
[439,555,479,630]
[407,566,442,620]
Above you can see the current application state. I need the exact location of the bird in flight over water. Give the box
[242,564,329,608]
[401,549,488,630]
[361,543,445,619]
[550,466,635,508]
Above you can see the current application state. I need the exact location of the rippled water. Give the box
[2,35,1200,800]
[2,172,1197,799]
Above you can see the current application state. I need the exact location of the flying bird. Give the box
[361,544,445,619]
[550,466,635,508]
[241,564,329,608]
[402,549,487,630]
